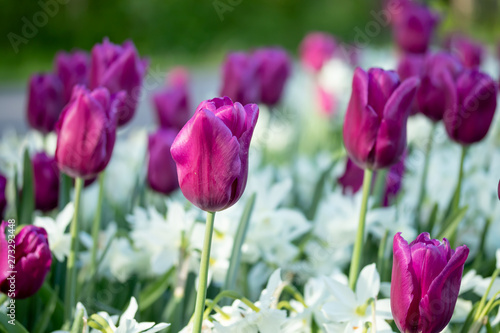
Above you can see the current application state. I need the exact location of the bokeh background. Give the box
[1,0,499,81]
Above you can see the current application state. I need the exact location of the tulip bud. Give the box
[0,223,52,299]
[220,52,260,106]
[147,129,179,195]
[393,3,439,54]
[446,34,484,69]
[444,70,497,145]
[416,52,463,122]
[32,152,59,212]
[397,53,425,115]
[55,85,123,179]
[343,67,418,170]
[55,50,90,104]
[152,85,190,131]
[391,232,468,333]
[0,174,6,220]
[27,73,65,134]
[90,38,148,127]
[171,96,259,212]
[299,32,336,72]
[253,47,291,106]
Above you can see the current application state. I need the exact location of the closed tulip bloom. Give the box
[55,50,90,104]
[147,129,179,195]
[0,174,6,220]
[220,52,260,106]
[343,67,418,170]
[55,85,122,179]
[417,52,463,122]
[393,3,439,54]
[32,152,59,212]
[444,70,497,145]
[90,38,148,126]
[153,85,190,131]
[299,32,336,72]
[171,97,259,212]
[27,73,65,134]
[397,53,425,115]
[253,47,291,106]
[166,67,190,88]
[447,35,484,69]
[0,223,52,299]
[391,232,469,333]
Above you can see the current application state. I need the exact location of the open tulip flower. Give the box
[391,232,469,333]
[343,67,419,170]
[171,96,259,212]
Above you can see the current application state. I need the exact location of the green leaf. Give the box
[460,301,480,333]
[437,206,468,240]
[138,266,174,311]
[32,285,60,333]
[18,149,34,226]
[424,202,439,234]
[0,312,29,333]
[38,282,64,327]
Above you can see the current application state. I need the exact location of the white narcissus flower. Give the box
[322,264,394,333]
[34,202,74,261]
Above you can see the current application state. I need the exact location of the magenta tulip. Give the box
[220,52,260,106]
[299,32,336,72]
[166,67,189,88]
[0,223,52,299]
[343,67,418,170]
[55,85,123,179]
[147,129,179,195]
[90,38,148,126]
[417,52,463,122]
[253,47,291,106]
[338,158,365,195]
[152,84,190,131]
[446,34,484,69]
[32,152,59,212]
[0,174,6,220]
[397,53,425,115]
[383,151,406,206]
[393,3,439,54]
[391,232,469,333]
[27,73,65,134]
[55,50,90,104]
[444,70,497,145]
[171,97,259,212]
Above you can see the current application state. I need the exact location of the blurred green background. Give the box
[1,0,499,82]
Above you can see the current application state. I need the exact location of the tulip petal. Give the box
[171,109,241,212]
[418,245,469,333]
[391,232,420,332]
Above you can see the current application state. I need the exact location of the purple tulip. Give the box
[338,158,365,195]
[391,232,469,333]
[55,50,90,104]
[446,34,484,69]
[393,3,439,54]
[444,70,497,145]
[299,32,336,72]
[55,85,123,179]
[417,52,463,122]
[171,96,259,212]
[220,52,260,106]
[147,129,179,195]
[498,179,500,201]
[397,53,425,115]
[343,67,418,170]
[90,38,148,127]
[32,152,59,212]
[166,67,189,88]
[0,174,6,220]
[152,85,190,131]
[383,152,406,206]
[27,73,65,134]
[0,223,52,299]
[253,47,291,106]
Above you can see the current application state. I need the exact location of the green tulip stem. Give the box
[64,177,84,323]
[348,168,373,290]
[415,122,436,231]
[192,211,216,333]
[89,173,105,295]
[452,145,467,212]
